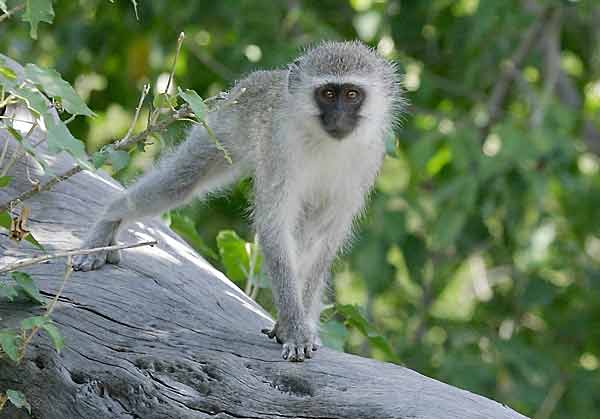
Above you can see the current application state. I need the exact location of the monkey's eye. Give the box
[320,88,336,101]
[345,89,360,101]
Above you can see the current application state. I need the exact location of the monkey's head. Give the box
[287,41,403,141]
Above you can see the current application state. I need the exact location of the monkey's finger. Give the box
[261,328,277,340]
[292,346,305,362]
[281,344,291,360]
[304,346,313,359]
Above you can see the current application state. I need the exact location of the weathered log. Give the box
[0,64,529,419]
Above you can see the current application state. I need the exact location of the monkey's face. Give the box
[314,83,365,140]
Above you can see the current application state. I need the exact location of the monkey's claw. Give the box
[262,321,318,362]
[262,322,283,344]
[282,342,313,362]
[72,249,120,271]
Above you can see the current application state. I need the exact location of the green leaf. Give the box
[24,64,93,116]
[0,211,10,229]
[108,149,130,172]
[92,150,109,168]
[22,0,54,40]
[24,232,44,250]
[0,330,20,362]
[11,271,45,304]
[20,315,48,330]
[0,176,13,187]
[44,114,89,163]
[216,230,250,285]
[41,322,64,352]
[10,85,49,116]
[178,87,206,121]
[6,389,31,414]
[170,213,219,260]
[334,304,398,362]
[320,319,349,351]
[216,230,262,287]
[0,65,17,81]
[0,283,19,301]
[153,92,178,110]
[0,1,7,13]
[7,127,24,142]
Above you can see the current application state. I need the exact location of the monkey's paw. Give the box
[261,321,318,362]
[72,249,121,271]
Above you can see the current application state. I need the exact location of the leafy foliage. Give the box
[1,1,600,417]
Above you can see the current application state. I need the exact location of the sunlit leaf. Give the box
[24,64,93,116]
[0,65,16,81]
[216,230,250,285]
[10,85,49,116]
[178,87,206,121]
[44,114,89,164]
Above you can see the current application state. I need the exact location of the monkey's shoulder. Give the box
[233,70,287,103]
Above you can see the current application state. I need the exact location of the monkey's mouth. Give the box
[319,113,359,140]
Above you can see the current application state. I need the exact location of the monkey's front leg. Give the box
[258,218,314,361]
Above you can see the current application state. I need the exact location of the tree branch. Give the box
[480,6,554,142]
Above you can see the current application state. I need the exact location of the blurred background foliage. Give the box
[2,0,600,417]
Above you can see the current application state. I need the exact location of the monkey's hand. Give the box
[72,221,120,271]
[261,320,317,362]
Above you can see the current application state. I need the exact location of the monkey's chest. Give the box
[293,142,379,205]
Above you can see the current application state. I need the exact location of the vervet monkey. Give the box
[73,41,404,362]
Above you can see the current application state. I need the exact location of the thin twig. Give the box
[531,8,562,127]
[122,83,150,143]
[0,115,36,125]
[0,3,25,24]
[0,165,82,213]
[0,132,10,169]
[45,256,73,317]
[165,32,185,97]
[0,240,157,273]
[534,374,568,419]
[17,256,73,363]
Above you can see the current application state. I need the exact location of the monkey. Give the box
[73,41,404,362]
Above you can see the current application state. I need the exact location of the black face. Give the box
[314,83,365,140]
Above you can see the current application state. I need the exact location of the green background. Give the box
[2,1,600,417]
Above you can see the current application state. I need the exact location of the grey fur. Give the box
[73,40,404,362]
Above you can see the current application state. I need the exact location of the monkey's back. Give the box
[208,70,288,169]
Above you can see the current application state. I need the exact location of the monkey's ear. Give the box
[287,59,302,92]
